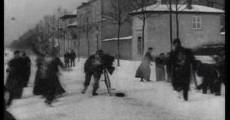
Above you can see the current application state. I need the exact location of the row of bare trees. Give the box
[102,0,191,66]
[10,7,73,55]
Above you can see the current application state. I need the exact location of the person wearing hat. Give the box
[81,49,106,96]
[70,49,77,67]
[168,38,196,101]
[43,50,66,106]
[5,50,24,106]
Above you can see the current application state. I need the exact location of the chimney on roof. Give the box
[187,0,193,9]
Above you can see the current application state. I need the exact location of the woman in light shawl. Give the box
[135,47,155,82]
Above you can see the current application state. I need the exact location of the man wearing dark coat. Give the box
[5,50,24,106]
[169,38,196,101]
[81,50,106,96]
[70,49,76,67]
[195,60,221,95]
[64,52,70,67]
[21,52,31,87]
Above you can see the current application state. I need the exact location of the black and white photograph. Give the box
[4,0,225,120]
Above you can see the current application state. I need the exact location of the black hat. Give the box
[96,49,104,55]
[173,38,181,45]
[14,50,20,55]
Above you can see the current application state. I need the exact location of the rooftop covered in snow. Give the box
[102,36,133,42]
[67,21,78,28]
[130,4,224,15]
[60,10,77,20]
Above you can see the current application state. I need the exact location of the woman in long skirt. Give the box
[33,54,48,96]
[135,47,155,82]
[44,53,66,106]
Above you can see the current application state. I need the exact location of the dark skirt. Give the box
[135,59,151,80]
[156,64,165,81]
[33,71,48,96]
[45,73,65,97]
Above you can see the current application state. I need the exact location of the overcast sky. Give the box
[4,0,87,45]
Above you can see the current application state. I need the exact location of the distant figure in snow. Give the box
[135,47,155,82]
[64,51,70,67]
[20,52,31,87]
[70,49,76,67]
[168,38,196,101]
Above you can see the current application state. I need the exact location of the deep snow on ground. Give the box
[4,55,225,120]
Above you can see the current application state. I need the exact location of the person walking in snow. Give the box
[43,51,66,106]
[5,50,24,106]
[70,49,76,67]
[33,53,48,96]
[20,51,31,87]
[64,51,70,67]
[168,38,196,101]
[135,47,155,82]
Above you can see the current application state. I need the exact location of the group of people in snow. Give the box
[64,49,77,67]
[4,37,225,113]
[5,49,66,107]
[4,47,114,108]
[135,38,224,101]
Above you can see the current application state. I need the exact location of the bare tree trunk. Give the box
[117,21,121,66]
[176,0,179,38]
[78,35,80,61]
[141,0,146,56]
[117,0,121,66]
[86,17,90,56]
[169,0,173,51]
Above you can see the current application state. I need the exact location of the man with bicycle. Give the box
[81,50,114,96]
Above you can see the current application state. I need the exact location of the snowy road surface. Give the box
[5,57,225,120]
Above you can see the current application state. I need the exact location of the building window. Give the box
[137,36,142,56]
[192,16,202,30]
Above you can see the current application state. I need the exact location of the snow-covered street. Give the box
[5,57,225,120]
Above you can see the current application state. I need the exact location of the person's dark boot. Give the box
[45,99,53,106]
[92,92,98,96]
[140,78,144,82]
[81,87,87,94]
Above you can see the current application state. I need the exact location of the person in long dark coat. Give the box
[43,53,66,105]
[135,47,154,82]
[33,54,48,96]
[64,52,70,67]
[21,52,31,87]
[195,60,220,95]
[156,53,166,81]
[5,50,24,106]
[70,49,76,67]
[169,38,196,101]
